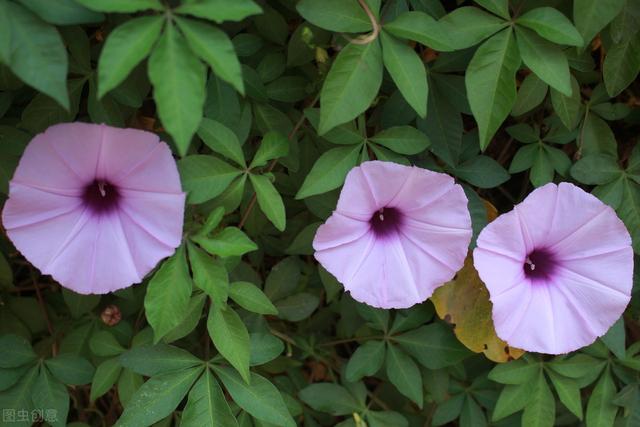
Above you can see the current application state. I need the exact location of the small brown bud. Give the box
[101,305,121,326]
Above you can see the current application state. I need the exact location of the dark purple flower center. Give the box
[83,180,120,214]
[523,248,557,281]
[370,207,403,237]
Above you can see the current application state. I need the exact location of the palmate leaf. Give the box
[144,245,193,343]
[115,366,203,427]
[380,31,428,118]
[318,40,383,134]
[0,1,69,108]
[148,23,206,156]
[207,304,251,383]
[465,28,520,150]
[97,16,164,98]
[212,365,296,427]
[181,369,238,427]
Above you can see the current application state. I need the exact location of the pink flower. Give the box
[313,161,472,309]
[2,123,185,294]
[474,182,633,354]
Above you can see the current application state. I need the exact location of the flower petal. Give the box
[388,166,456,212]
[312,212,371,252]
[44,212,141,294]
[118,189,185,249]
[11,123,102,188]
[109,136,183,194]
[475,208,528,261]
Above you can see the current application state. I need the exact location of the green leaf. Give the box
[182,369,238,427]
[175,17,244,94]
[198,117,247,167]
[250,131,289,169]
[188,242,229,305]
[115,366,203,427]
[17,0,104,25]
[275,293,320,321]
[475,0,509,19]
[207,305,250,383]
[296,145,361,199]
[370,126,430,155]
[419,89,463,167]
[195,206,225,237]
[264,256,302,301]
[176,0,262,23]
[492,381,536,421]
[439,6,508,49]
[522,374,555,427]
[586,370,618,427]
[148,23,206,156]
[318,40,383,134]
[304,109,362,145]
[515,27,571,96]
[548,354,604,379]
[511,73,548,116]
[120,344,202,377]
[393,323,471,369]
[383,11,453,51]
[574,0,625,47]
[517,7,584,46]
[380,31,428,118]
[488,359,540,385]
[581,113,618,157]
[249,333,283,366]
[45,354,95,385]
[32,367,69,427]
[618,179,640,253]
[163,293,207,344]
[2,1,69,108]
[367,411,409,427]
[601,317,626,359]
[550,75,582,130]
[194,227,257,258]
[296,0,372,33]
[299,383,361,416]
[603,33,640,97]
[0,334,36,368]
[386,344,423,407]
[345,340,386,382]
[87,76,124,126]
[229,281,278,315]
[212,365,296,427]
[90,358,122,401]
[530,146,555,187]
[454,155,510,188]
[97,16,163,98]
[465,28,520,150]
[89,331,126,357]
[144,245,193,343]
[433,394,465,426]
[0,365,38,427]
[179,155,242,204]
[74,0,163,12]
[547,369,583,419]
[571,154,622,184]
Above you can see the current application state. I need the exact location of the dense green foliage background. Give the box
[0,0,640,426]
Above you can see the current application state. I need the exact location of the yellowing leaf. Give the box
[431,200,523,363]
[432,256,524,363]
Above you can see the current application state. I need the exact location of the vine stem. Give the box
[238,93,320,229]
[349,0,381,45]
[33,276,57,356]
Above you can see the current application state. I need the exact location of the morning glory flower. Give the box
[473,182,633,354]
[313,161,472,309]
[2,123,185,294]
